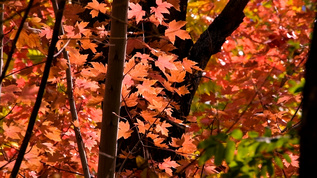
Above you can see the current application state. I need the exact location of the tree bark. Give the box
[97,0,128,177]
[299,12,317,178]
[181,0,250,117]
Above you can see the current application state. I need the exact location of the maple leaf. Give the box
[64,4,85,23]
[123,92,138,107]
[153,137,168,148]
[96,25,108,38]
[128,3,146,24]
[165,69,186,83]
[128,62,149,81]
[155,54,177,72]
[155,121,172,136]
[118,121,133,139]
[80,39,98,53]
[174,85,190,96]
[86,0,108,18]
[75,78,100,91]
[165,20,191,44]
[118,150,135,159]
[141,110,158,124]
[177,133,197,155]
[159,157,180,176]
[137,79,158,95]
[150,0,173,23]
[136,119,150,134]
[75,21,89,35]
[67,46,88,65]
[170,137,181,148]
[3,123,21,139]
[45,127,62,142]
[91,62,107,74]
[167,0,180,11]
[42,143,55,155]
[283,153,299,168]
[17,84,39,105]
[84,138,97,151]
[182,57,201,74]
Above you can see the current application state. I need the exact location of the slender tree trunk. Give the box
[97,0,128,177]
[299,13,317,178]
[51,0,91,177]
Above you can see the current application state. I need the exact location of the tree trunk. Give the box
[299,13,317,178]
[97,0,128,177]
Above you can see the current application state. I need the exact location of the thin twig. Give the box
[51,0,91,177]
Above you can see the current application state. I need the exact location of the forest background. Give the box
[0,0,316,177]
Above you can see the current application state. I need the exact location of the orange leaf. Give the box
[136,119,150,134]
[182,57,200,74]
[159,157,180,176]
[141,110,158,124]
[86,0,108,18]
[155,121,172,136]
[153,137,168,148]
[3,123,21,139]
[80,39,98,53]
[118,121,133,139]
[167,0,180,11]
[174,85,189,96]
[91,62,107,74]
[165,20,191,44]
[150,0,173,23]
[124,92,138,107]
[84,138,97,151]
[45,127,62,142]
[177,133,196,155]
[155,54,177,72]
[165,70,186,83]
[67,47,88,65]
[137,79,158,95]
[118,150,135,159]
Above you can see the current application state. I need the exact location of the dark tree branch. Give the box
[299,12,317,178]
[181,0,250,116]
[10,1,66,177]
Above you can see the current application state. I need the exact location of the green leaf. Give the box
[214,143,225,166]
[264,127,272,137]
[225,140,235,163]
[199,147,214,165]
[274,156,283,168]
[267,159,274,176]
[283,153,291,163]
[248,131,259,138]
[231,129,243,140]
